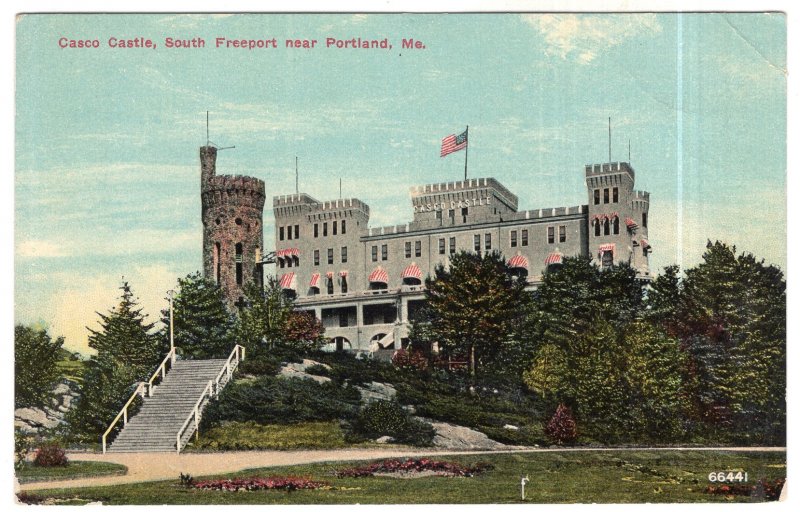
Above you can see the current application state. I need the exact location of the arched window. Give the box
[213,243,221,284]
[327,277,334,295]
[613,216,619,235]
[235,243,243,285]
[603,219,610,236]
[594,219,601,237]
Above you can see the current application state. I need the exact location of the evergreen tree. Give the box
[162,271,235,359]
[233,277,296,356]
[643,264,681,332]
[67,281,162,441]
[424,250,528,377]
[522,343,568,401]
[15,324,64,408]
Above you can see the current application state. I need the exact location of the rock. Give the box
[403,404,417,415]
[356,381,397,404]
[62,395,73,409]
[57,405,69,414]
[375,435,395,444]
[503,424,519,431]
[301,359,331,371]
[15,408,60,431]
[52,383,71,396]
[419,418,507,450]
[278,361,332,384]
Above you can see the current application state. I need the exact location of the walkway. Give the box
[16,446,786,492]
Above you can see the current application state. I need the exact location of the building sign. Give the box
[414,196,491,213]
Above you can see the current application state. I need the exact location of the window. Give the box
[438,238,446,254]
[371,245,378,262]
[642,212,648,228]
[342,220,346,234]
[449,237,456,255]
[287,257,293,268]
[341,246,348,263]
[323,222,329,236]
[594,220,601,237]
[314,249,320,266]
[279,226,285,241]
[613,187,619,203]
[294,225,299,239]
[279,259,285,268]
[381,244,388,261]
[474,234,481,252]
[462,207,468,223]
[314,223,319,238]
[333,221,337,235]
[522,229,529,246]
[559,225,566,243]
[436,210,443,220]
[341,276,348,293]
[604,188,610,204]
[405,241,412,258]
[287,226,292,240]
[448,209,455,219]
[604,219,610,236]
[327,277,334,295]
[594,189,600,205]
[415,240,421,257]
[485,233,492,251]
[235,243,243,285]
[510,230,518,247]
[213,243,221,284]
[613,217,619,235]
[602,251,614,269]
[327,248,334,265]
[547,226,555,244]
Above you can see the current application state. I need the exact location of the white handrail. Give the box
[101,382,146,454]
[175,344,245,453]
[146,347,177,396]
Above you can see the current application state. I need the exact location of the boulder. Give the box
[419,418,507,450]
[52,383,71,396]
[356,381,397,404]
[503,424,519,431]
[278,360,332,384]
[375,435,395,444]
[15,408,61,431]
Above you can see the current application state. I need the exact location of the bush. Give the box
[33,443,68,467]
[347,400,434,446]
[193,421,347,451]
[238,357,281,376]
[392,349,429,372]
[544,404,578,445]
[200,376,361,428]
[304,364,330,377]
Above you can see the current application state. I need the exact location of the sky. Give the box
[14,13,787,354]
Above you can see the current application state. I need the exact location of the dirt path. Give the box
[16,446,786,492]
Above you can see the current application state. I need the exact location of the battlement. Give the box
[634,190,650,200]
[506,204,588,221]
[274,194,370,219]
[202,174,266,211]
[273,193,321,207]
[409,177,519,211]
[585,161,635,179]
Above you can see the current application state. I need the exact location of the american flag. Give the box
[440,129,468,157]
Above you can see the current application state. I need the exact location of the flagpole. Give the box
[464,125,469,181]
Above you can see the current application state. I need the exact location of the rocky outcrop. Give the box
[15,380,80,434]
[355,381,397,404]
[419,418,508,450]
[278,359,332,384]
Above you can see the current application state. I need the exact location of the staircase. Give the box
[103,345,245,453]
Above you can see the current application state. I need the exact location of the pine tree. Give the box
[161,272,235,359]
[233,277,296,357]
[15,324,64,408]
[424,250,529,377]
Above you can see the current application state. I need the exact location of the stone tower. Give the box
[200,145,266,308]
[585,161,652,279]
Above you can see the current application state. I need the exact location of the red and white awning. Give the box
[401,263,422,280]
[326,271,334,279]
[339,270,349,278]
[598,243,616,256]
[508,253,529,269]
[368,267,389,284]
[276,248,300,259]
[641,239,651,251]
[609,211,619,219]
[309,273,320,288]
[279,272,297,290]
[625,217,638,229]
[544,252,563,265]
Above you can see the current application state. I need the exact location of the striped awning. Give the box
[401,263,422,280]
[339,270,349,278]
[326,271,334,279]
[598,243,616,256]
[368,266,389,284]
[625,217,639,229]
[609,211,619,219]
[279,272,297,290]
[275,248,300,259]
[544,252,563,265]
[309,273,320,288]
[508,253,529,269]
[641,239,651,251]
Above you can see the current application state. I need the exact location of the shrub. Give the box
[193,421,347,450]
[348,400,434,446]
[304,364,330,377]
[336,458,493,478]
[14,429,34,470]
[238,356,281,376]
[544,404,578,445]
[193,476,329,491]
[392,349,429,372]
[33,443,68,467]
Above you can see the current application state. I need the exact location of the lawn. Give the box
[17,450,785,505]
[16,461,127,484]
[190,421,350,451]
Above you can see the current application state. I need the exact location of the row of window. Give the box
[307,247,349,266]
[310,275,348,295]
[278,224,300,241]
[314,220,346,238]
[594,187,620,205]
[594,217,620,236]
[433,207,470,223]
[278,220,350,241]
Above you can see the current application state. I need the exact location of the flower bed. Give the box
[193,476,329,492]
[335,458,493,478]
[704,478,785,501]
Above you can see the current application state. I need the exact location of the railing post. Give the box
[171,347,176,364]
[161,365,166,380]
[123,408,127,425]
[241,345,246,361]
[177,432,181,454]
[102,436,106,454]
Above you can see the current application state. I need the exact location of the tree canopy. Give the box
[15,324,64,409]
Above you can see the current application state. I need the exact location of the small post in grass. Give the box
[521,474,530,501]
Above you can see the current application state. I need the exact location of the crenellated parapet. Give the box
[202,175,266,212]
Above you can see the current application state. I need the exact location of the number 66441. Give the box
[708,471,748,483]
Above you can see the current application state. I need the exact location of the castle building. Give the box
[200,145,266,307]
[270,161,652,354]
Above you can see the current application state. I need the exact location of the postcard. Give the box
[13,11,787,505]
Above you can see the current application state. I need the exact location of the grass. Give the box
[16,461,127,484]
[189,421,350,451]
[18,450,785,505]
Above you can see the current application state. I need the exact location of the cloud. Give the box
[15,228,199,260]
[521,14,662,63]
[16,239,67,259]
